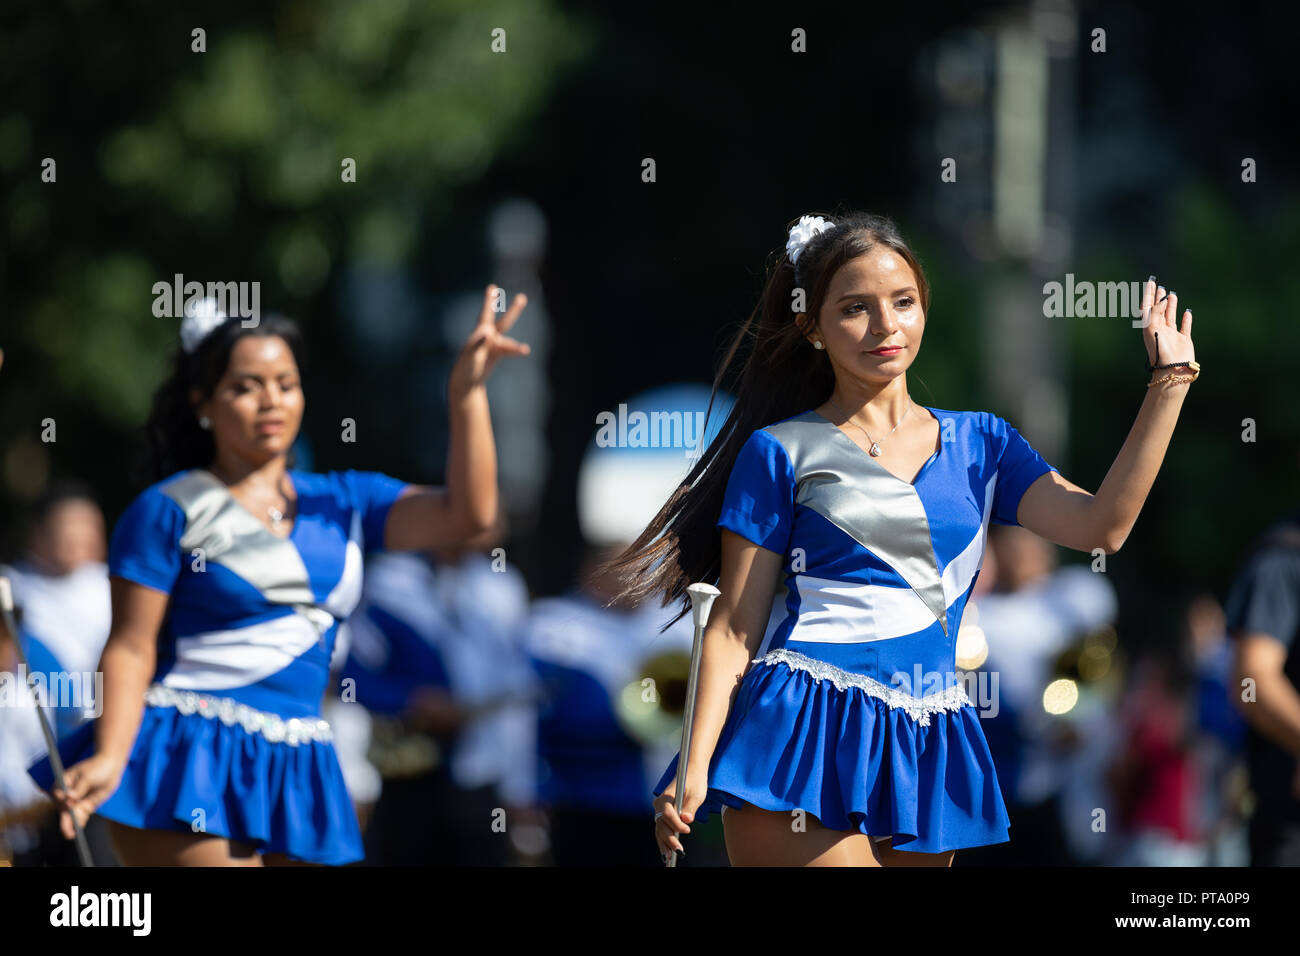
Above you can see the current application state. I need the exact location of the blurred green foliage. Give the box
[1067,181,1300,570]
[0,0,589,432]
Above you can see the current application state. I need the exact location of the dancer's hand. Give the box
[51,752,125,840]
[448,284,531,399]
[653,767,708,863]
[1138,277,1195,375]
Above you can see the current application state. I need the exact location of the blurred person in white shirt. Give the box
[0,480,115,865]
[340,514,537,864]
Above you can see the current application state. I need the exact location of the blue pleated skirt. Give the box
[652,655,1011,854]
[27,704,363,865]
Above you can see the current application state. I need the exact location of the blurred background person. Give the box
[0,603,71,864]
[1223,506,1300,866]
[1106,653,1206,866]
[1183,593,1250,866]
[0,479,111,703]
[957,525,1119,866]
[340,513,537,865]
[0,479,116,865]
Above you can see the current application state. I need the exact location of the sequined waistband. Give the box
[753,648,972,727]
[144,684,333,746]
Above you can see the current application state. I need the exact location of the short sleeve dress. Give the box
[653,406,1057,853]
[28,467,409,865]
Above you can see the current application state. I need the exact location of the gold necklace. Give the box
[827,396,913,457]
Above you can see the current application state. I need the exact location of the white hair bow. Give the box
[786,214,835,265]
[179,296,231,354]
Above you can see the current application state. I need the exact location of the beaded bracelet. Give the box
[1144,329,1200,385]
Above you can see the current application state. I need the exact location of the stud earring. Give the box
[812,340,824,350]
[199,416,212,430]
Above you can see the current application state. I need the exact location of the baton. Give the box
[666,581,720,868]
[0,577,94,866]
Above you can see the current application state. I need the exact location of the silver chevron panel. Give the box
[161,470,331,632]
[762,411,948,637]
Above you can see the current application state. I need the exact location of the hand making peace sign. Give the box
[448,284,532,398]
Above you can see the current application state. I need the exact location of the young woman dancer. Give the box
[610,210,1197,866]
[28,285,529,865]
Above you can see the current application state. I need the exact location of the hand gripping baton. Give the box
[666,581,720,867]
[0,576,94,866]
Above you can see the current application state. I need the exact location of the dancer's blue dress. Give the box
[653,407,1057,853]
[28,468,409,864]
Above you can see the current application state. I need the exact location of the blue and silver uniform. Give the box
[653,407,1057,853]
[28,467,408,864]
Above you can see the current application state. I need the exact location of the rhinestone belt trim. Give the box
[144,684,333,746]
[754,648,972,727]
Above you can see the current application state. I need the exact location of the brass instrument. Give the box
[366,714,443,780]
[615,648,694,747]
[366,689,539,780]
[1042,625,1124,717]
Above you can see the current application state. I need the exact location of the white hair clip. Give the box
[179,296,231,354]
[786,214,835,265]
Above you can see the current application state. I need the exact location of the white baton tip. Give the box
[0,577,12,612]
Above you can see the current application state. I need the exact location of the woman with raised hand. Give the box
[605,210,1195,866]
[28,285,529,865]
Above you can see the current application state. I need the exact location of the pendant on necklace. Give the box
[869,442,882,457]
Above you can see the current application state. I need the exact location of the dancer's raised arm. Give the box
[384,284,531,551]
[1017,276,1197,553]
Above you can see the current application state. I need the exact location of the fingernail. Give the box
[1147,275,1156,282]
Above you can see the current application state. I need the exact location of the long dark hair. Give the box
[595,209,932,628]
[135,314,308,487]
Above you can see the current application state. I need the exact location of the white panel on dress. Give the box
[162,613,324,691]
[323,509,365,620]
[787,573,934,644]
[941,471,998,607]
